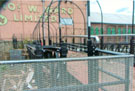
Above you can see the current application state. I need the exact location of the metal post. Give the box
[66,28,67,42]
[130,0,135,54]
[87,1,98,91]
[73,21,75,44]
[125,57,130,91]
[48,0,53,45]
[87,0,93,56]
[96,0,104,49]
[39,22,41,43]
[42,0,46,45]
[56,29,58,44]
[58,0,62,44]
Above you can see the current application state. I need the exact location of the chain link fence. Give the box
[0,55,134,91]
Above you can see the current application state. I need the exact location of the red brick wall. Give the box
[0,0,87,42]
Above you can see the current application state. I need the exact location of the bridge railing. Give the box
[0,55,134,91]
[61,35,135,53]
[98,34,135,44]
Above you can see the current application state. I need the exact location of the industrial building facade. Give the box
[0,0,134,41]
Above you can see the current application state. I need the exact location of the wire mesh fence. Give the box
[0,55,134,91]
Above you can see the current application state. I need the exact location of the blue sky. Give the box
[91,0,133,15]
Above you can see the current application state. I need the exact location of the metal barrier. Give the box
[62,35,131,53]
[98,34,134,44]
[0,55,134,91]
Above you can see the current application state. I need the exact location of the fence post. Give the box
[125,57,130,91]
[88,59,99,91]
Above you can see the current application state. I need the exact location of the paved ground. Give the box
[0,50,134,90]
[67,51,135,91]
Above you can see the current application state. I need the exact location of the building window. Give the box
[107,28,111,34]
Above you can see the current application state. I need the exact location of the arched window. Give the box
[122,28,126,34]
[128,28,131,34]
[107,28,111,34]
[95,27,99,35]
[100,28,104,34]
[118,28,121,34]
[91,27,94,35]
[112,28,115,34]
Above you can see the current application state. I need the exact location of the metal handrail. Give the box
[96,48,130,55]
[96,34,135,37]
[63,35,100,43]
[0,55,133,64]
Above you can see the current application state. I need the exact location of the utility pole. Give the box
[42,0,45,45]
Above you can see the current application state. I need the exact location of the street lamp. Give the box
[96,0,104,49]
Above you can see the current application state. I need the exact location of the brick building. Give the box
[0,0,133,43]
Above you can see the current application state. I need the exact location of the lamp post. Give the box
[96,0,104,49]
[87,0,93,56]
[130,0,135,54]
[42,0,45,45]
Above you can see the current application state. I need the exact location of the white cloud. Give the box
[91,0,133,15]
